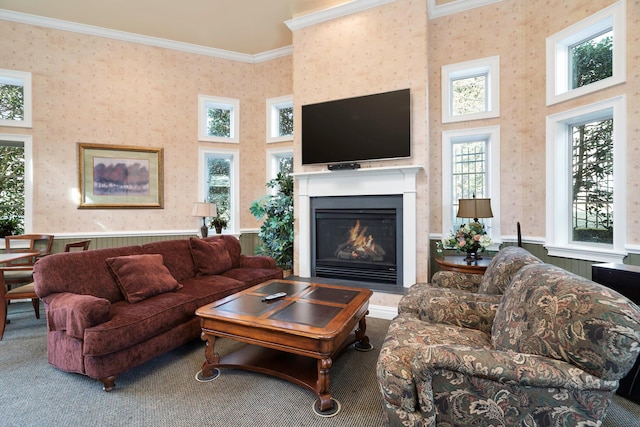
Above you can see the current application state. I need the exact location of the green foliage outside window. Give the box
[278,106,293,137]
[0,145,25,236]
[0,84,24,121]
[571,33,613,89]
[451,74,486,116]
[207,108,231,137]
[206,157,231,228]
[570,34,614,244]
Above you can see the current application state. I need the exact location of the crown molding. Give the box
[285,0,395,31]
[0,9,290,64]
[427,0,503,19]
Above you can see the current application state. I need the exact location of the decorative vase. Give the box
[215,226,223,234]
[464,248,482,262]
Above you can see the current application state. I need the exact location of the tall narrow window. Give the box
[546,96,626,262]
[571,117,613,244]
[0,143,25,235]
[198,95,239,143]
[452,140,487,228]
[199,148,239,234]
[442,126,500,244]
[0,69,32,128]
[267,96,293,143]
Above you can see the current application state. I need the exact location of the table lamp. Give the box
[191,202,217,238]
[457,195,493,224]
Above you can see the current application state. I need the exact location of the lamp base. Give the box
[200,224,208,238]
[464,252,482,263]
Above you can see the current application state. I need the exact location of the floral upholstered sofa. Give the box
[377,253,640,426]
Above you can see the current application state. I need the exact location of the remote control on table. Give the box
[261,292,287,302]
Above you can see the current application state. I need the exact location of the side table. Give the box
[434,255,492,275]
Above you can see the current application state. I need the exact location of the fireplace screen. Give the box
[314,209,398,283]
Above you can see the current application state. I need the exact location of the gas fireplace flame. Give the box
[335,220,385,262]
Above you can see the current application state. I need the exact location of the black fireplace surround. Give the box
[310,195,403,287]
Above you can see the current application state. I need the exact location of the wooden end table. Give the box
[195,279,373,417]
[435,255,492,274]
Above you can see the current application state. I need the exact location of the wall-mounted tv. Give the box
[301,88,410,166]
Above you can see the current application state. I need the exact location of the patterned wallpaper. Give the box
[0,21,292,233]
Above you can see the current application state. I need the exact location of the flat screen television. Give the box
[301,88,410,166]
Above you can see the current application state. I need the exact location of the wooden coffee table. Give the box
[195,279,373,417]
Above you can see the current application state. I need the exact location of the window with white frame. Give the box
[198,148,240,234]
[266,95,293,143]
[545,95,626,262]
[442,126,501,244]
[198,95,239,143]
[546,1,625,106]
[442,56,499,123]
[0,134,32,234]
[0,69,32,128]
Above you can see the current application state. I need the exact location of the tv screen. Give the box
[301,89,410,165]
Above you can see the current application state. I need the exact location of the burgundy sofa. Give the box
[33,235,282,391]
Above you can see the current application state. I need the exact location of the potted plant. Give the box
[210,215,228,234]
[250,172,294,273]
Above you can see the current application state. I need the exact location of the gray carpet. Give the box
[2,302,639,427]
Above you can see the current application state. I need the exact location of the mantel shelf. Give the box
[292,164,424,179]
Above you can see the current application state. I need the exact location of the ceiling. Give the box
[0,0,348,55]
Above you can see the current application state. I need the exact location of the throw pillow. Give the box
[106,254,181,303]
[189,237,233,276]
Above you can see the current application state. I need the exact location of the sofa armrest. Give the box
[413,345,614,391]
[418,289,500,334]
[43,292,111,340]
[238,255,277,269]
[431,271,483,292]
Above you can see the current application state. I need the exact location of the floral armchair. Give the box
[399,246,543,316]
[377,262,640,426]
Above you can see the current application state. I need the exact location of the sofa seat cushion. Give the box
[220,268,283,288]
[83,292,197,356]
[178,275,249,309]
[189,237,233,276]
[106,254,182,303]
[376,314,492,413]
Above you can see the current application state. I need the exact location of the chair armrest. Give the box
[413,345,614,391]
[42,292,111,340]
[431,271,483,292]
[238,255,277,269]
[418,289,500,334]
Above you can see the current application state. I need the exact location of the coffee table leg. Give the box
[196,332,221,382]
[354,314,374,351]
[312,358,341,417]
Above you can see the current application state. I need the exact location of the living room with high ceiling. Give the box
[1,0,640,425]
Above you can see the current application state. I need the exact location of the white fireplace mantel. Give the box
[293,165,424,287]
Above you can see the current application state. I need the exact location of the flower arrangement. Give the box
[441,221,492,259]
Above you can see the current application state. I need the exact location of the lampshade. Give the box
[191,202,217,218]
[457,197,493,220]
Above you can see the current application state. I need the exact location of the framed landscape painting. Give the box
[78,143,164,209]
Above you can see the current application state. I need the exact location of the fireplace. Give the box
[294,165,422,289]
[311,195,403,285]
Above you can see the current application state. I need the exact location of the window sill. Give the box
[544,244,626,263]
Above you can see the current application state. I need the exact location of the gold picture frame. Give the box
[78,143,164,209]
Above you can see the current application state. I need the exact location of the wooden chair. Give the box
[1,237,90,340]
[3,234,55,289]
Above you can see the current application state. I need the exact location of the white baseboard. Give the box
[368,304,398,320]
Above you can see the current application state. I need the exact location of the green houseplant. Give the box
[209,215,228,234]
[250,172,294,270]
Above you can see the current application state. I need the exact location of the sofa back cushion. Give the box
[477,246,542,294]
[141,239,196,282]
[201,235,242,267]
[33,245,143,303]
[189,237,234,276]
[492,263,640,380]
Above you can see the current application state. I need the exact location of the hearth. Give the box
[311,195,403,286]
